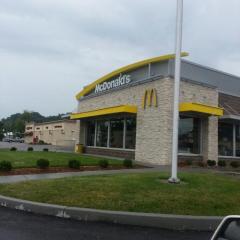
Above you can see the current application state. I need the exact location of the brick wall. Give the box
[77,78,219,165]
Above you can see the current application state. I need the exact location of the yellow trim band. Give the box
[76,52,189,100]
[70,105,137,120]
[179,102,223,116]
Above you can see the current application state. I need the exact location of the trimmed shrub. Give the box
[36,159,49,169]
[218,160,226,167]
[68,159,81,169]
[230,161,240,168]
[38,140,45,145]
[99,159,109,168]
[43,148,49,152]
[123,159,133,168]
[10,147,17,151]
[207,160,216,167]
[0,160,12,171]
[198,161,206,168]
[186,159,193,166]
[27,147,34,151]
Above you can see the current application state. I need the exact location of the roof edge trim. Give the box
[75,52,189,100]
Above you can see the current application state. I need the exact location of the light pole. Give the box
[169,0,183,184]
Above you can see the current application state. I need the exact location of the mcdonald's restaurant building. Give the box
[71,53,240,165]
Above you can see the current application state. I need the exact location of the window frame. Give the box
[218,122,240,158]
[178,116,203,155]
[85,115,136,151]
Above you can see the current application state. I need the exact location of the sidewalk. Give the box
[0,167,170,184]
[0,166,237,184]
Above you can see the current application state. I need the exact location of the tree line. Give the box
[0,111,67,140]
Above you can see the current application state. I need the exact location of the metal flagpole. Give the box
[169,0,183,184]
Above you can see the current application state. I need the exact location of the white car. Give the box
[14,137,24,143]
[2,137,13,142]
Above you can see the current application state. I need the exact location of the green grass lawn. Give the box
[0,172,239,216]
[0,149,122,168]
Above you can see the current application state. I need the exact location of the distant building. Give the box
[25,120,78,147]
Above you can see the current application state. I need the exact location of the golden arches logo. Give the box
[142,88,158,109]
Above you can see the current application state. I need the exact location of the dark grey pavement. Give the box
[0,207,212,240]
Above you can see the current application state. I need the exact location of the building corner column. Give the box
[202,116,218,162]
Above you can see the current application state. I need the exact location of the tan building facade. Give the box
[71,53,240,165]
[25,120,78,147]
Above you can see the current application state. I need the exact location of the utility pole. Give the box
[169,0,183,184]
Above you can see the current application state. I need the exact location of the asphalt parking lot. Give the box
[0,207,213,240]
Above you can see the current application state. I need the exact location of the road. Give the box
[0,207,213,240]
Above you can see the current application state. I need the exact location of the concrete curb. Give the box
[0,194,223,231]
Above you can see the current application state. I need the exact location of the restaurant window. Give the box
[178,116,201,154]
[86,116,137,150]
[218,122,233,156]
[236,125,240,157]
[125,117,136,149]
[96,120,108,147]
[86,120,95,146]
[110,118,124,148]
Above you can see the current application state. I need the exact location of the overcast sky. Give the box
[0,0,240,119]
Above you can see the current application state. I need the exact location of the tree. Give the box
[0,121,4,140]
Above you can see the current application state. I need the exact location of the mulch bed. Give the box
[0,165,144,176]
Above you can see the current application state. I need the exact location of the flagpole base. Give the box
[168,177,180,184]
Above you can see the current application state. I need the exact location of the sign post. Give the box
[169,0,183,184]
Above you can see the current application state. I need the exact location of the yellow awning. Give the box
[179,102,223,116]
[71,105,137,120]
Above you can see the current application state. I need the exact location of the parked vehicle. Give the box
[14,137,24,143]
[2,137,24,143]
[2,137,13,143]
[211,215,240,240]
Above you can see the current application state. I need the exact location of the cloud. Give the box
[0,0,240,118]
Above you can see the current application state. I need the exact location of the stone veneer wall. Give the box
[77,78,219,165]
[180,81,219,162]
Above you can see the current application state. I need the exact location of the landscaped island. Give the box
[0,149,135,175]
[0,149,122,168]
[0,172,239,216]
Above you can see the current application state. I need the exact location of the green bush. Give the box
[10,147,17,151]
[43,148,49,152]
[186,159,193,166]
[207,160,216,167]
[27,147,34,151]
[68,159,81,169]
[0,160,12,171]
[38,140,45,145]
[230,161,240,168]
[198,162,205,167]
[218,160,226,167]
[99,159,109,168]
[123,159,133,168]
[36,159,49,169]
